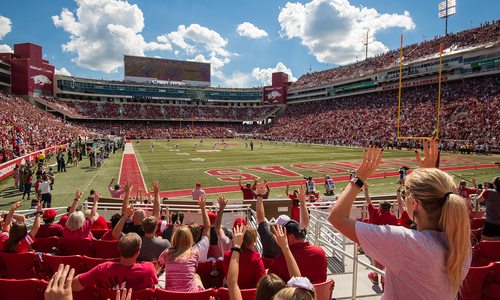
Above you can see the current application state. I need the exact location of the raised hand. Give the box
[355,145,383,181]
[151,181,161,194]
[232,224,246,248]
[122,180,132,194]
[74,189,82,200]
[415,139,438,168]
[44,264,75,300]
[272,225,289,250]
[93,191,101,203]
[12,201,22,210]
[115,288,132,300]
[198,194,207,209]
[298,185,306,203]
[36,201,43,211]
[256,182,266,196]
[217,195,228,210]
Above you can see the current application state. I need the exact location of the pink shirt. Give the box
[355,221,471,300]
[63,219,93,239]
[158,249,200,292]
[109,186,125,199]
[191,188,205,200]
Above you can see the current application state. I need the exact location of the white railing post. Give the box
[352,242,359,300]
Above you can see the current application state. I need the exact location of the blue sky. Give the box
[0,0,497,87]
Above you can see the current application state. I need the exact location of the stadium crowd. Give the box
[256,76,499,152]
[38,97,277,122]
[291,21,499,89]
[1,141,498,300]
[0,92,87,162]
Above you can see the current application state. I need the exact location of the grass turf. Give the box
[0,139,497,208]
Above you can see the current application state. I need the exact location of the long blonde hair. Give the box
[166,226,195,260]
[405,168,470,291]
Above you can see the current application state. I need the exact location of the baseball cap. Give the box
[43,209,57,221]
[233,217,248,229]
[114,184,121,190]
[284,220,306,239]
[208,211,217,224]
[272,214,291,227]
[195,182,201,187]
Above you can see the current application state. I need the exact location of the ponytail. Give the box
[439,194,470,291]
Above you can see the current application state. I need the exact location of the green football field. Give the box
[0,139,498,209]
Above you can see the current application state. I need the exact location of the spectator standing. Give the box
[239,175,254,200]
[191,182,206,201]
[108,177,125,198]
[477,176,500,240]
[12,164,19,189]
[39,175,52,208]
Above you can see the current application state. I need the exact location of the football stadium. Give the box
[0,1,498,299]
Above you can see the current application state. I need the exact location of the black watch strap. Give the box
[350,177,364,188]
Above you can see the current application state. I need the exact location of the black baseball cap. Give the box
[284,220,306,239]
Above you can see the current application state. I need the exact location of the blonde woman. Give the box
[329,140,471,299]
[156,226,203,292]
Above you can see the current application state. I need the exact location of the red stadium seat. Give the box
[0,278,48,300]
[262,257,275,269]
[91,229,109,240]
[59,238,95,256]
[470,211,485,219]
[154,288,217,300]
[0,252,41,279]
[32,236,61,253]
[217,287,256,300]
[314,278,335,300]
[196,260,224,289]
[93,239,120,258]
[470,218,486,230]
[484,262,500,300]
[475,241,500,266]
[470,228,483,246]
[73,287,98,300]
[460,262,494,300]
[82,256,120,271]
[96,287,154,300]
[42,254,87,276]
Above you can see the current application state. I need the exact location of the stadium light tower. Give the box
[438,0,457,36]
[363,31,374,60]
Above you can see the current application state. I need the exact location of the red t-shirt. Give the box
[35,223,64,238]
[58,214,69,228]
[100,230,116,241]
[78,261,158,290]
[368,204,398,226]
[268,241,327,284]
[458,187,477,198]
[63,219,93,239]
[398,211,412,228]
[240,186,254,200]
[223,249,266,289]
[288,194,300,222]
[91,216,108,230]
[0,231,35,253]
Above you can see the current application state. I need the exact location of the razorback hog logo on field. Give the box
[267,90,282,100]
[31,75,52,86]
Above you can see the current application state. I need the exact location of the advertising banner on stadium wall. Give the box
[0,144,68,182]
[262,86,287,104]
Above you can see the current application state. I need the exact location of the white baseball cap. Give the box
[271,214,291,226]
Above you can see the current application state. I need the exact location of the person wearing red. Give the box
[63,190,98,239]
[457,178,478,198]
[223,227,265,289]
[0,201,42,253]
[72,232,158,291]
[364,183,397,284]
[268,220,327,284]
[285,185,300,222]
[35,209,63,238]
[238,175,254,200]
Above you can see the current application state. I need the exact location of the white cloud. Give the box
[252,62,297,86]
[278,0,415,65]
[52,0,168,73]
[236,22,268,39]
[55,67,72,76]
[0,16,12,53]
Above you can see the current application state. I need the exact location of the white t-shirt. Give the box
[39,181,51,194]
[193,236,209,263]
[355,222,471,300]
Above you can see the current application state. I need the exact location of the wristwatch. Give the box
[350,176,364,188]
